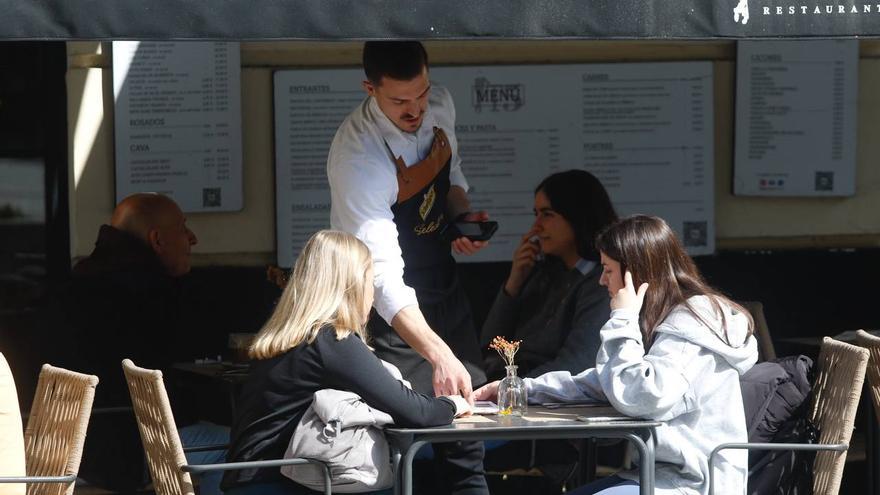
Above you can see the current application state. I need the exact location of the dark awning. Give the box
[2,0,880,41]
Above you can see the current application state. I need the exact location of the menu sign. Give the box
[113,41,243,211]
[734,40,858,196]
[432,63,715,260]
[274,62,714,266]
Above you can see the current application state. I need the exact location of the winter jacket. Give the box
[62,225,196,490]
[281,361,408,492]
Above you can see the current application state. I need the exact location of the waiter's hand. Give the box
[428,127,452,166]
[432,351,474,405]
[451,211,490,255]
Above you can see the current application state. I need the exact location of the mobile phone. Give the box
[440,221,499,242]
[473,400,499,415]
[529,235,545,262]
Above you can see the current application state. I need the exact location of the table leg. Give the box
[621,430,655,495]
[399,440,428,495]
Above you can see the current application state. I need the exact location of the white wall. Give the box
[66,41,880,265]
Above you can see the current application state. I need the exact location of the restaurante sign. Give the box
[718,0,880,36]
[761,2,880,16]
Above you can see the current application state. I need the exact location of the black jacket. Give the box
[62,225,193,490]
[66,225,186,405]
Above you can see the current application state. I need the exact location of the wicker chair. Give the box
[855,330,880,426]
[121,359,332,495]
[740,301,776,362]
[0,364,99,495]
[710,337,869,495]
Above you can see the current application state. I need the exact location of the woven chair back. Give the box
[855,330,880,426]
[739,301,776,362]
[810,337,869,495]
[122,359,194,495]
[23,364,98,495]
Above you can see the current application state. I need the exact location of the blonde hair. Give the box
[249,230,373,359]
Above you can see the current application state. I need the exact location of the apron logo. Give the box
[472,78,525,112]
[414,186,442,236]
[419,184,436,221]
[414,213,444,236]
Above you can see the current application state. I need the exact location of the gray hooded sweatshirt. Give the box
[526,295,758,495]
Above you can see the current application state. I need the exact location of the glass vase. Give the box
[497,365,527,416]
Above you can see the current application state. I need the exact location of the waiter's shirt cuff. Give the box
[375,284,419,325]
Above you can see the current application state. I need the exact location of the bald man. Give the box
[65,193,226,492]
[77,192,198,277]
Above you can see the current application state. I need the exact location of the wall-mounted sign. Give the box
[113,41,243,211]
[274,62,715,266]
[734,40,858,196]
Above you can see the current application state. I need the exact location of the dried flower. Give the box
[489,336,521,367]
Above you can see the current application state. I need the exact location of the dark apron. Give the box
[368,145,487,396]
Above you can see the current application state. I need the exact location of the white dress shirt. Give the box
[328,86,468,324]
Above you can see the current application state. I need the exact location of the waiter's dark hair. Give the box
[363,41,429,85]
[535,170,617,262]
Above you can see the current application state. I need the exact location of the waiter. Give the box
[328,41,489,495]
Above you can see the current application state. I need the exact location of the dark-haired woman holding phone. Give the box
[480,169,618,380]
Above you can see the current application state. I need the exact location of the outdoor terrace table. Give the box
[168,361,249,425]
[385,406,661,495]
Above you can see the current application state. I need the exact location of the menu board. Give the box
[113,41,243,211]
[274,62,714,266]
[734,40,858,196]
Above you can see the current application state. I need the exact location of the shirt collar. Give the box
[575,258,596,276]
[367,95,438,163]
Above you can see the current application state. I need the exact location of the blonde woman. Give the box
[221,231,470,495]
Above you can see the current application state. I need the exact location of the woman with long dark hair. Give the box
[477,215,758,495]
[480,169,618,379]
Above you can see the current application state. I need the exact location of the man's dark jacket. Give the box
[62,225,194,490]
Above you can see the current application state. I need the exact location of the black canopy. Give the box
[1,0,878,41]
